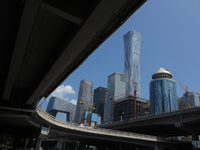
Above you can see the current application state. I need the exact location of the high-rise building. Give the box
[74,80,93,124]
[46,97,76,122]
[124,30,141,97]
[180,92,200,108]
[150,67,178,115]
[93,87,107,123]
[113,96,150,122]
[103,72,126,123]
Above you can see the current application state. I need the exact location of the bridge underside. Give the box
[0,0,146,110]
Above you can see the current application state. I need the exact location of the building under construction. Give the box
[113,96,150,122]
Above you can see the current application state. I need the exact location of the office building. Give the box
[93,87,107,123]
[113,96,150,122]
[150,67,178,115]
[180,92,200,108]
[46,97,76,122]
[124,30,141,97]
[74,80,93,124]
[103,72,126,123]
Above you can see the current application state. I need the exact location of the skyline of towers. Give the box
[74,80,94,124]
[104,30,141,123]
[44,28,199,126]
[149,67,178,115]
[124,30,141,97]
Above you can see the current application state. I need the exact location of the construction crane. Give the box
[109,93,113,122]
[80,81,95,126]
[132,80,137,118]
[179,82,190,108]
[86,98,95,126]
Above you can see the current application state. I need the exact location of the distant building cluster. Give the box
[46,30,200,126]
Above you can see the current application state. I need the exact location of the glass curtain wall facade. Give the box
[180,92,200,107]
[150,67,178,115]
[74,80,93,124]
[104,73,126,123]
[46,97,76,122]
[123,30,141,97]
[93,87,107,124]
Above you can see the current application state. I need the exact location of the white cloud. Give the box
[70,99,77,105]
[51,85,76,100]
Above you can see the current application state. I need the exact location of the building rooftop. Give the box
[152,67,172,79]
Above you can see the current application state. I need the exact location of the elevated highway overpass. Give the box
[1,105,190,149]
[101,106,200,137]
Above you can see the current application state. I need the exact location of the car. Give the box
[80,123,92,128]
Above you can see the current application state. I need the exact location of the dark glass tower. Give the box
[93,87,107,123]
[150,67,178,115]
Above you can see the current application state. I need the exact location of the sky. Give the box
[39,0,200,119]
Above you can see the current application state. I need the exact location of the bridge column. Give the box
[27,138,34,150]
[192,133,199,150]
[34,126,50,150]
[13,137,22,150]
[21,138,28,150]
[154,143,165,150]
[175,119,199,150]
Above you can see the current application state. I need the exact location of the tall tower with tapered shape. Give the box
[123,30,141,97]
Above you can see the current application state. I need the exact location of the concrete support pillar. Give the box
[21,138,27,150]
[192,133,199,150]
[27,138,34,150]
[56,141,63,150]
[13,138,22,150]
[35,138,43,150]
[154,143,159,150]
[154,143,165,150]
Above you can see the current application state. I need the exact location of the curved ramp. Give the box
[36,105,182,148]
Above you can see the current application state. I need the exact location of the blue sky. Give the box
[39,0,200,118]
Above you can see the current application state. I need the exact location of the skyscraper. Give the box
[180,92,200,108]
[74,80,93,124]
[150,67,178,115]
[103,72,126,123]
[124,30,141,97]
[46,97,76,122]
[93,87,107,123]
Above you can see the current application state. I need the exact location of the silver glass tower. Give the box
[103,72,126,123]
[74,80,93,124]
[123,30,141,97]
